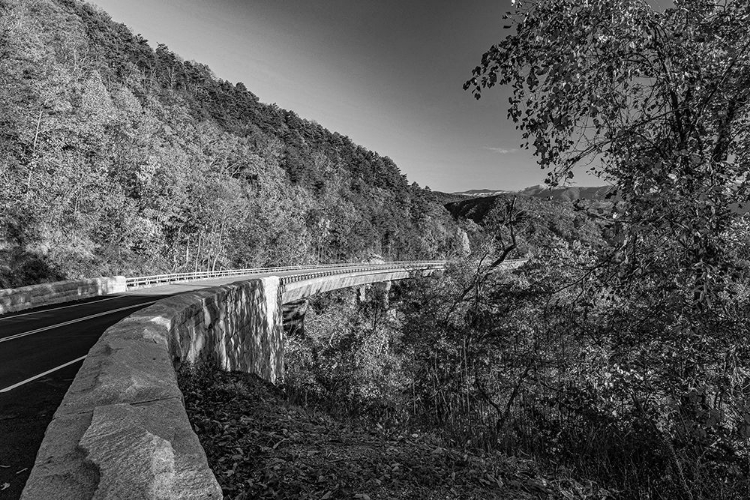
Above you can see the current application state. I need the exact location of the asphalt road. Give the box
[0,293,169,499]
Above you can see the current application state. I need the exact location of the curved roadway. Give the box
[0,263,440,497]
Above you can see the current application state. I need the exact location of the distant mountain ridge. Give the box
[450,189,513,197]
[447,185,616,202]
[443,191,608,253]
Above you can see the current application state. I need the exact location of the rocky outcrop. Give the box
[457,228,471,256]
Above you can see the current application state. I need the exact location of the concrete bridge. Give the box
[7,259,525,499]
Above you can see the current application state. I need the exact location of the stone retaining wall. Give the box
[21,277,283,500]
[0,276,127,315]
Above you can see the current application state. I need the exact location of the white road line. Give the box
[0,295,122,321]
[0,301,157,343]
[0,355,88,393]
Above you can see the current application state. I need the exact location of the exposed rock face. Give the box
[457,228,471,256]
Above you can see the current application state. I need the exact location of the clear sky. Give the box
[87,0,670,193]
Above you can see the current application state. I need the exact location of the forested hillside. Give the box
[0,0,459,287]
[445,193,608,254]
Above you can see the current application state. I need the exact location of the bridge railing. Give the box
[278,260,447,285]
[124,260,444,289]
[125,258,528,289]
[126,265,319,288]
[278,258,528,285]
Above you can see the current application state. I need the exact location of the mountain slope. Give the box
[517,185,616,202]
[445,193,608,253]
[0,0,460,286]
[448,185,616,202]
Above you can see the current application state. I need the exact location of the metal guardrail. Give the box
[278,261,447,285]
[124,260,440,289]
[125,264,324,288]
[125,259,528,289]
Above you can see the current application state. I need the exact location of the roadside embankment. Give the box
[0,277,127,315]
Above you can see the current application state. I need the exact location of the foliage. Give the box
[0,0,459,287]
[465,0,750,303]
[284,290,410,422]
[446,193,608,256]
[179,364,584,500]
[289,241,749,497]
[460,1,750,497]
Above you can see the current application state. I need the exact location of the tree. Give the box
[466,1,750,496]
[466,0,750,293]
